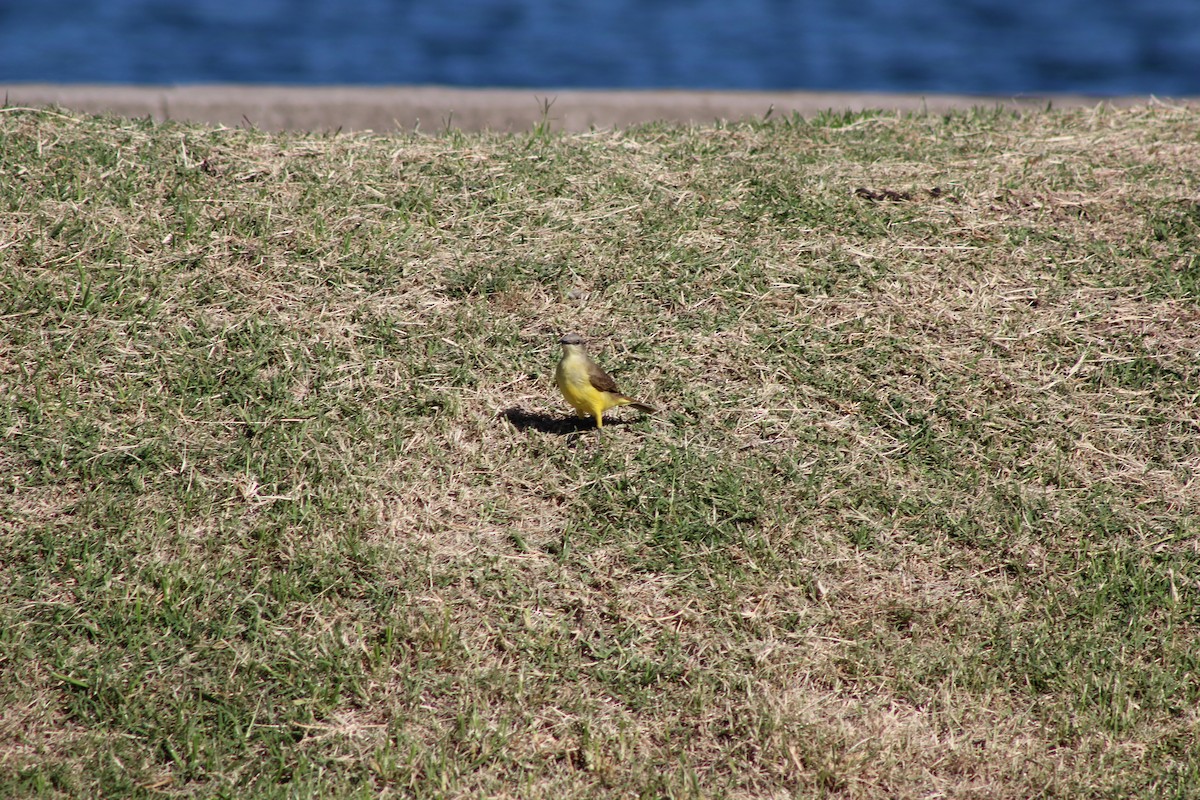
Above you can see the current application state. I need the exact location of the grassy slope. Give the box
[1,103,1199,798]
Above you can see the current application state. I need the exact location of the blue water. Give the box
[1,0,1198,95]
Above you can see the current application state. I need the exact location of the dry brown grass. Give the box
[2,102,1199,797]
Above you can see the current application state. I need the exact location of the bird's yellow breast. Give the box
[555,349,608,419]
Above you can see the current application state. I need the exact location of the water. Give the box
[1,0,1198,95]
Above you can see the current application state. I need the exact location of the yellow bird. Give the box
[555,333,655,430]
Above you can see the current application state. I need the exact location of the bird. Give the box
[555,333,655,432]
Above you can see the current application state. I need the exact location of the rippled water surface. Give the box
[1,0,1197,94]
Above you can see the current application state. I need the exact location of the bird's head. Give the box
[559,333,586,348]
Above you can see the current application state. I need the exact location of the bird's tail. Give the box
[622,400,656,414]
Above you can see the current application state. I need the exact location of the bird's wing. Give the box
[586,359,622,395]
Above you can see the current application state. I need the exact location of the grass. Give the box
[1,100,1199,798]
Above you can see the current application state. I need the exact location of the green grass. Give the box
[2,102,1200,798]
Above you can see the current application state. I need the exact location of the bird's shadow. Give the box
[499,407,635,436]
[499,407,589,435]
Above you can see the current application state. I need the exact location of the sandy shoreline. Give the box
[3,83,1184,133]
